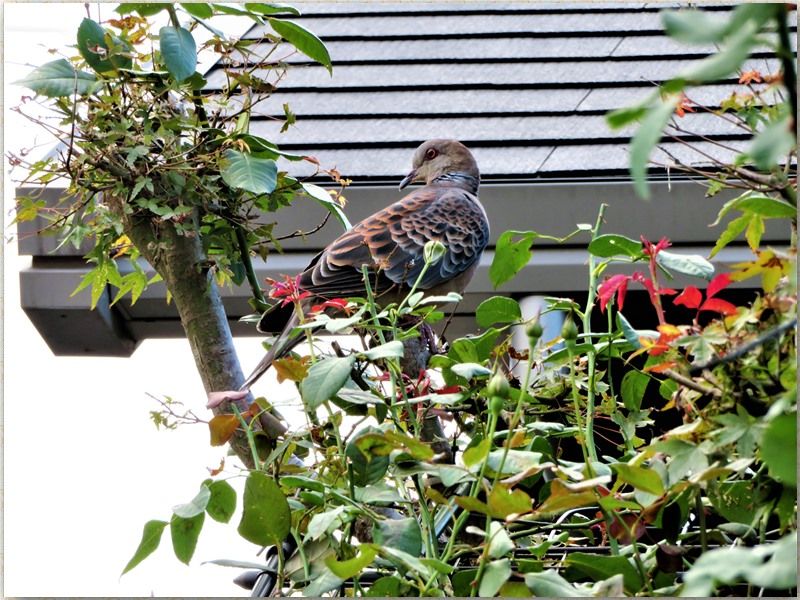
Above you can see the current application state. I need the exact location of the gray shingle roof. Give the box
[204,2,795,183]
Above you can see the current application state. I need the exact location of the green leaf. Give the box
[306,506,346,540]
[616,312,645,349]
[462,437,491,469]
[630,96,680,199]
[237,471,290,546]
[680,531,797,596]
[159,26,197,82]
[364,575,407,597]
[304,566,345,596]
[487,521,515,559]
[245,3,301,15]
[526,570,592,597]
[611,463,665,496]
[346,428,390,486]
[268,18,332,73]
[372,518,422,556]
[760,413,797,485]
[15,59,98,97]
[116,3,168,16]
[122,520,168,575]
[301,182,352,231]
[77,19,116,73]
[565,553,643,593]
[708,480,765,524]
[735,195,797,219]
[487,484,533,518]
[180,2,213,18]
[325,544,377,579]
[489,230,537,288]
[475,296,522,328]
[665,19,761,90]
[206,480,237,523]
[621,370,649,411]
[450,362,492,379]
[606,99,653,130]
[709,213,751,258]
[362,340,404,360]
[656,250,714,280]
[588,234,642,258]
[173,484,211,518]
[745,214,764,251]
[170,513,204,564]
[300,355,355,409]
[221,150,278,195]
[749,117,795,172]
[479,558,512,597]
[661,9,731,43]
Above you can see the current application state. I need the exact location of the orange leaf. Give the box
[273,356,310,383]
[644,361,677,373]
[208,414,240,446]
[207,457,226,476]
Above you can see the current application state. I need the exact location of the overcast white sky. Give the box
[2,3,307,596]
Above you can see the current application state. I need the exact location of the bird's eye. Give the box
[425,148,438,160]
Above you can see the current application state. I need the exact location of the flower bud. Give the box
[487,372,510,399]
[488,395,505,417]
[525,317,543,343]
[561,316,578,341]
[423,240,447,265]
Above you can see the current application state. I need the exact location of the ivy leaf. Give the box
[611,463,665,496]
[221,150,278,195]
[237,471,290,546]
[15,59,98,97]
[268,18,332,73]
[489,230,538,288]
[299,355,355,409]
[476,296,522,328]
[479,558,512,597]
[170,513,204,564]
[173,484,211,518]
[159,26,197,82]
[629,95,680,199]
[205,480,237,523]
[121,520,168,575]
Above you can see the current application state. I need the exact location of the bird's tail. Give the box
[239,311,303,392]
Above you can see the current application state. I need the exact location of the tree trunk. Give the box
[118,208,286,465]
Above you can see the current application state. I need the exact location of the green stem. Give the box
[232,404,262,471]
[567,341,593,473]
[695,491,708,553]
[234,225,269,311]
[582,203,607,466]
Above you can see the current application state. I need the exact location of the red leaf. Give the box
[598,274,630,312]
[699,298,738,316]
[673,286,702,309]
[706,272,731,299]
[609,512,646,544]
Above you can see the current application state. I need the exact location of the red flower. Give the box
[266,274,311,307]
[641,236,671,258]
[673,273,737,316]
[598,274,630,312]
[310,297,351,314]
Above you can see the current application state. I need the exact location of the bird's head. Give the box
[399,139,479,190]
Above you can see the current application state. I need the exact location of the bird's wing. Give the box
[299,186,489,298]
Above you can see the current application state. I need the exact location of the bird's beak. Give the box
[399,168,418,190]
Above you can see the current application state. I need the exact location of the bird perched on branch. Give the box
[240,139,489,391]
